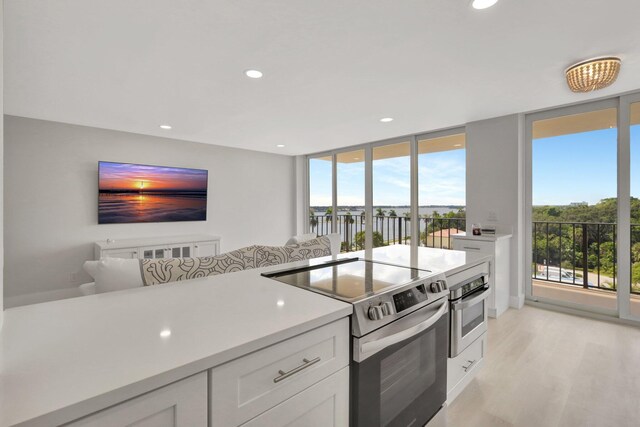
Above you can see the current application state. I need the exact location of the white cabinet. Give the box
[447,334,486,404]
[95,234,221,260]
[66,373,207,427]
[210,317,349,427]
[241,366,349,427]
[194,240,219,257]
[452,233,511,318]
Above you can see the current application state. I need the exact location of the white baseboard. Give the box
[510,294,525,309]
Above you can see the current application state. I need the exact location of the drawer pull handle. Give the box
[463,359,477,372]
[273,357,321,383]
[463,246,481,251]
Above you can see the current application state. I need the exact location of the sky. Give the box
[309,124,640,208]
[533,125,640,205]
[99,162,208,191]
[309,149,466,207]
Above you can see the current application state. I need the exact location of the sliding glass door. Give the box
[527,93,640,322]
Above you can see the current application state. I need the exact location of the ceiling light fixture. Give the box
[276,144,285,148]
[380,117,394,123]
[245,69,263,79]
[565,56,621,93]
[160,329,171,338]
[159,124,172,130]
[471,0,498,10]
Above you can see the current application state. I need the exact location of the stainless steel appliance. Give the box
[263,257,450,427]
[448,272,491,357]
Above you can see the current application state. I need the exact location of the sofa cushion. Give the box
[83,258,144,293]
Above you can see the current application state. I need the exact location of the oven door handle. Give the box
[360,301,448,356]
[452,286,491,311]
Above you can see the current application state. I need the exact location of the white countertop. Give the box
[0,262,352,427]
[355,245,492,276]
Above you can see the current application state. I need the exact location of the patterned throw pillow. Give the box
[140,236,332,286]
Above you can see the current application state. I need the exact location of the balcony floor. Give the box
[448,305,640,427]
[532,279,640,316]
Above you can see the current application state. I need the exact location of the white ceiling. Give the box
[5,0,640,155]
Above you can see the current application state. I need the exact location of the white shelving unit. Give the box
[95,234,221,260]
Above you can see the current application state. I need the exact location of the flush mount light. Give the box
[472,0,498,9]
[380,117,394,123]
[276,144,285,148]
[159,124,172,130]
[244,69,263,79]
[565,56,621,93]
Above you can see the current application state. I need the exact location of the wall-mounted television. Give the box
[98,161,208,224]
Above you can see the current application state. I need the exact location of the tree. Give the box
[344,211,354,224]
[325,207,333,216]
[309,208,318,231]
[389,209,397,217]
[355,231,385,248]
[375,207,386,217]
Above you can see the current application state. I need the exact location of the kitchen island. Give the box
[0,246,489,427]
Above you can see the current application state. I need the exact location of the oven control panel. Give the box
[392,284,428,313]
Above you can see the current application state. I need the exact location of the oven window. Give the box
[461,299,484,336]
[379,330,436,426]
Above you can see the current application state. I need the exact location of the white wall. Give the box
[466,114,525,307]
[1,1,4,325]
[4,116,296,302]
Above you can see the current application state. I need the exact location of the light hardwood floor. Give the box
[447,305,640,427]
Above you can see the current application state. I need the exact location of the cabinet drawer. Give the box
[447,333,485,398]
[66,373,207,427]
[210,317,349,427]
[241,366,349,427]
[452,239,494,254]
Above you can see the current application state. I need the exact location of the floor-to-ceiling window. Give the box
[372,140,411,247]
[308,155,333,236]
[336,150,365,251]
[307,129,466,253]
[529,106,618,314]
[417,131,466,249]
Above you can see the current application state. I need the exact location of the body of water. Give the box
[99,193,207,224]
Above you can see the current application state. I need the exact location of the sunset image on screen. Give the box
[98,162,208,224]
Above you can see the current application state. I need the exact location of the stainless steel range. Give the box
[263,257,449,427]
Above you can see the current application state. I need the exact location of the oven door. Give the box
[450,285,490,357]
[351,299,449,427]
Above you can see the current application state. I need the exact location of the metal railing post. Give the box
[582,223,589,289]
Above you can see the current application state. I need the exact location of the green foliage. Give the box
[532,197,640,288]
[355,231,385,248]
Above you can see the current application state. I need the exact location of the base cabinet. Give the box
[447,334,486,404]
[452,234,511,318]
[240,367,349,427]
[65,373,207,427]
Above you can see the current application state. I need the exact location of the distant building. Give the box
[570,202,588,207]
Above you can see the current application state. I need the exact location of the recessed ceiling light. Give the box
[159,125,172,130]
[276,144,285,148]
[245,69,263,79]
[277,300,285,307]
[380,117,394,123]
[454,144,462,147]
[160,329,171,338]
[472,0,498,10]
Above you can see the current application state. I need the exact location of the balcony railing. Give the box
[533,220,640,295]
[310,214,465,252]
